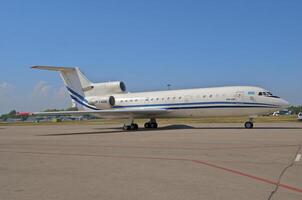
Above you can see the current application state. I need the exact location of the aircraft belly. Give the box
[163,107,277,118]
[91,106,278,119]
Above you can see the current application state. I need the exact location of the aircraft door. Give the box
[234,91,245,102]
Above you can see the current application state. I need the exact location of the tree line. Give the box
[0,107,78,121]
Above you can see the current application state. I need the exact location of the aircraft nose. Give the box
[279,99,290,108]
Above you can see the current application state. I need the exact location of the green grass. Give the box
[0,115,299,126]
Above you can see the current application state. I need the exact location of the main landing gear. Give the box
[244,118,254,129]
[123,117,139,131]
[144,118,158,129]
[122,118,159,131]
[123,123,139,131]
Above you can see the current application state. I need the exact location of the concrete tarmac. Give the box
[0,123,302,200]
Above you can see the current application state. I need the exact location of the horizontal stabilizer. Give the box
[32,66,76,71]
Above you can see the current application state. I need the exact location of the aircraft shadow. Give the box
[39,130,122,136]
[39,124,302,136]
[96,124,302,130]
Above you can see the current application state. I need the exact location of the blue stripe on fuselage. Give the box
[70,95,99,110]
[66,86,89,103]
[112,101,279,109]
[68,96,278,112]
[166,105,277,110]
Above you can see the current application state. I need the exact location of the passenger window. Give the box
[259,92,263,96]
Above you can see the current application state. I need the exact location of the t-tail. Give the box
[32,66,126,111]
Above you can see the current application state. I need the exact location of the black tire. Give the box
[150,123,155,128]
[153,123,158,129]
[150,123,158,129]
[133,124,139,130]
[245,122,254,129]
[123,125,130,131]
[144,123,150,128]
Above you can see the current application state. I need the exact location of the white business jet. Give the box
[26,66,289,130]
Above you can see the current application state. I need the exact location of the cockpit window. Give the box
[258,91,280,98]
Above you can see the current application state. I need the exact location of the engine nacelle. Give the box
[84,81,126,96]
[87,96,115,109]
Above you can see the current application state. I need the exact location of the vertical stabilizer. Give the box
[32,66,97,110]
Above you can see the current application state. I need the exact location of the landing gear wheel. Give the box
[123,125,129,131]
[144,122,158,129]
[150,123,158,129]
[144,123,151,128]
[132,123,139,130]
[123,123,138,131]
[244,121,254,129]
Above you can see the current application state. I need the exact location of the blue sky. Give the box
[0,0,301,113]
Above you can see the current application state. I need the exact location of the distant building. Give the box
[6,118,23,122]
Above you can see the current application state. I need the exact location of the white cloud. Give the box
[0,82,16,114]
[0,82,9,89]
[32,81,68,99]
[56,86,68,99]
[32,81,51,97]
[0,82,14,96]
[0,81,71,114]
[30,81,70,110]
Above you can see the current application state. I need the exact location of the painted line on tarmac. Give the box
[0,143,298,151]
[295,154,301,162]
[0,149,301,194]
[191,160,302,194]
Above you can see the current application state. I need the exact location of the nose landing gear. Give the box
[244,118,254,129]
[244,121,254,129]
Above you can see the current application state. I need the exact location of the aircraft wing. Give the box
[27,108,169,118]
